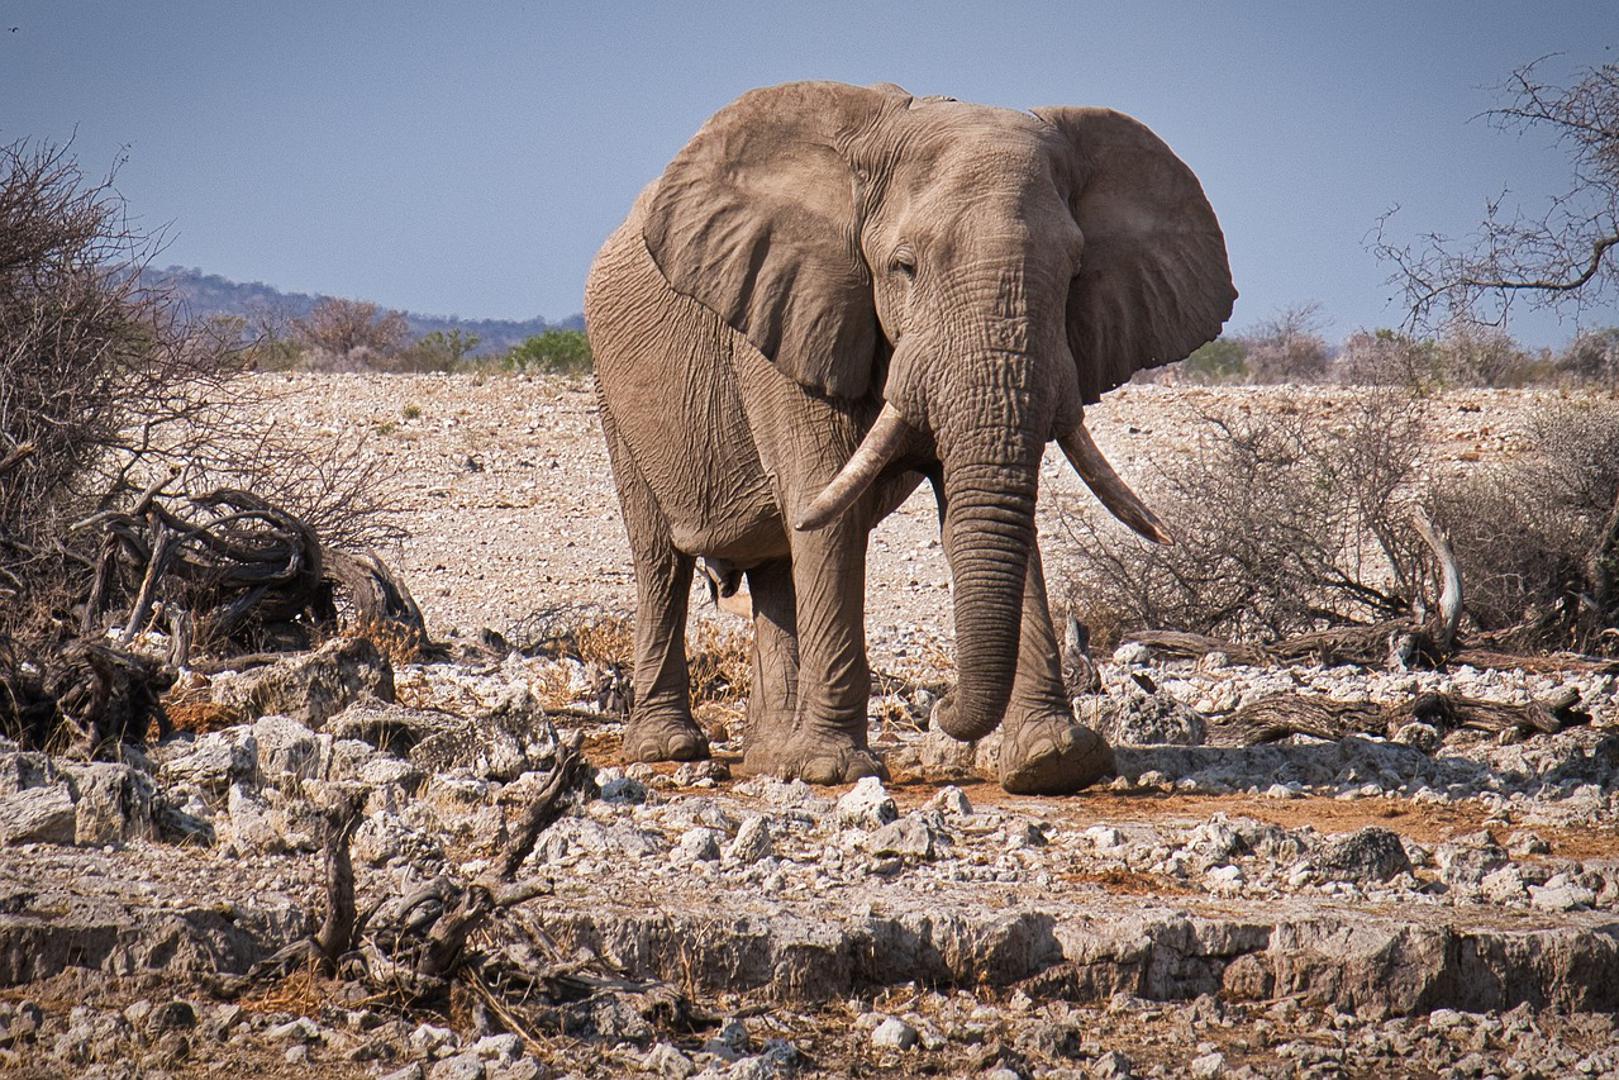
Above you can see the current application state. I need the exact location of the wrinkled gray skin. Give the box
[585,82,1235,794]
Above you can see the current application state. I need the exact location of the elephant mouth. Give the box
[795,404,1171,545]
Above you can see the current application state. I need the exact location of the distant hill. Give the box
[152,266,585,354]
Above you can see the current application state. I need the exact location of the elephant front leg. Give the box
[746,523,883,784]
[994,543,1114,794]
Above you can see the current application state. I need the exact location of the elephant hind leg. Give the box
[741,559,798,767]
[600,405,708,764]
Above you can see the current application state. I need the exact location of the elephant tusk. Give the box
[795,403,913,531]
[1057,421,1174,545]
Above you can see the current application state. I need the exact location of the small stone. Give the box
[1530,881,1595,912]
[146,1000,197,1033]
[1190,1050,1226,1077]
[925,784,973,816]
[1315,827,1413,884]
[676,826,722,862]
[672,760,730,786]
[725,815,773,864]
[410,1022,455,1054]
[867,816,943,860]
[1482,864,1528,904]
[1427,1008,1465,1030]
[1006,821,1048,848]
[1090,1050,1134,1079]
[1508,831,1551,856]
[380,1065,425,1080]
[1113,642,1152,666]
[1263,783,1302,799]
[0,784,76,845]
[1095,684,1205,746]
[472,1033,520,1063]
[1392,722,1442,752]
[836,776,897,828]
[1085,825,1124,850]
[429,1054,486,1080]
[870,1017,917,1050]
[285,1043,310,1065]
[266,1016,320,1043]
[65,763,156,845]
[599,775,647,804]
[643,1041,696,1079]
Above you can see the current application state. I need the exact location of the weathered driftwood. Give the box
[1403,687,1588,739]
[1125,627,1619,676]
[1206,687,1590,748]
[75,484,429,657]
[1205,695,1385,747]
[0,442,35,482]
[45,638,172,756]
[500,729,589,879]
[221,734,684,1057]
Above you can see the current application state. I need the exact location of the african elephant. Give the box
[584,81,1234,794]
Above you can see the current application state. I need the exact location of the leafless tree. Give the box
[1375,55,1619,329]
[294,296,409,360]
[1240,302,1331,383]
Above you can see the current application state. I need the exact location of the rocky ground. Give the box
[2,375,1617,1078]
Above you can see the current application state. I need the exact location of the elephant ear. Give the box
[1034,107,1237,403]
[644,82,905,399]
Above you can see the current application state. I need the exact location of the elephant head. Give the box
[643,82,1235,742]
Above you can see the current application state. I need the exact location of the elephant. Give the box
[584,81,1235,794]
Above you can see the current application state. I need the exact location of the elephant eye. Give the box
[889,247,917,281]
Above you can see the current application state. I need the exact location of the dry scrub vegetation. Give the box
[0,139,414,751]
[1060,390,1619,659]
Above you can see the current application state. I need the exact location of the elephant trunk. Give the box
[934,451,1041,743]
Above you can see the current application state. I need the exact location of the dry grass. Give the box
[164,698,242,735]
[345,617,435,667]
[686,620,751,707]
[237,962,338,1016]
[532,663,581,711]
[573,615,634,669]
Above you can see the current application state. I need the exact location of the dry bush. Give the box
[1426,396,1619,652]
[1555,328,1619,383]
[0,140,404,645]
[345,617,435,668]
[1059,390,1431,646]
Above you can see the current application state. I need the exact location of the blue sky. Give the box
[4,1,1614,345]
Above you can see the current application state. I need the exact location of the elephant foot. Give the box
[622,711,710,763]
[998,715,1114,795]
[746,731,886,785]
